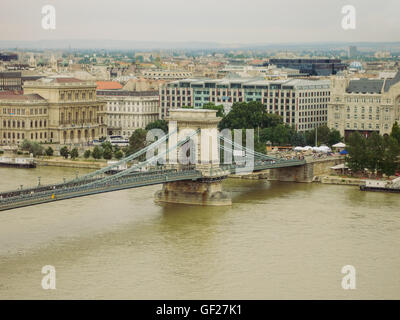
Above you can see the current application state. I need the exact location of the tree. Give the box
[20,139,44,157]
[290,132,306,147]
[92,146,103,159]
[218,101,283,130]
[390,121,400,144]
[202,103,225,118]
[115,149,124,160]
[103,147,113,160]
[45,147,54,157]
[381,135,400,176]
[259,124,294,146]
[346,132,368,173]
[127,129,147,157]
[70,148,79,159]
[60,146,69,159]
[101,141,113,150]
[304,125,343,146]
[327,129,342,146]
[145,120,168,133]
[271,124,293,145]
[365,132,384,173]
[83,150,91,159]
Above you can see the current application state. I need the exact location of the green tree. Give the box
[45,146,54,157]
[101,141,113,150]
[272,124,293,145]
[290,132,306,147]
[145,120,168,133]
[70,148,79,159]
[20,139,44,157]
[327,129,343,146]
[92,146,103,159]
[127,129,148,157]
[202,103,225,118]
[114,149,124,160]
[304,125,343,146]
[390,121,400,144]
[218,101,282,130]
[346,132,368,172]
[83,150,91,159]
[59,146,69,159]
[103,147,113,160]
[365,132,384,173]
[381,135,400,176]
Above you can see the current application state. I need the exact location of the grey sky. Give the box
[0,0,399,43]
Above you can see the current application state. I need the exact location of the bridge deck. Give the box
[0,170,202,212]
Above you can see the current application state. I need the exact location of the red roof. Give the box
[96,81,123,90]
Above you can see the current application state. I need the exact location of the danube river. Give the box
[0,166,399,299]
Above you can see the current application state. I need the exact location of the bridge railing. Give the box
[0,169,202,208]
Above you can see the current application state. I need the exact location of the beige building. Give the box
[97,90,159,137]
[0,93,49,145]
[0,77,106,146]
[328,71,400,139]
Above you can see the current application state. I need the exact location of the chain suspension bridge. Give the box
[0,109,306,211]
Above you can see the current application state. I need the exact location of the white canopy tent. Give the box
[332,142,346,148]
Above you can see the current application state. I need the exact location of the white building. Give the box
[97,90,160,138]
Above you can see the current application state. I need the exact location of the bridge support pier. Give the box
[154,178,231,206]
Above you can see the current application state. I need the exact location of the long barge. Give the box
[0,157,36,168]
[360,177,400,193]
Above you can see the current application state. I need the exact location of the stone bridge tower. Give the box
[154,109,231,206]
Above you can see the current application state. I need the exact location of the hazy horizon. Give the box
[1,0,399,44]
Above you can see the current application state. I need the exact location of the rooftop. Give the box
[0,92,45,101]
[96,81,123,90]
[346,70,400,94]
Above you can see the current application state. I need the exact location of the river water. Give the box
[0,166,399,299]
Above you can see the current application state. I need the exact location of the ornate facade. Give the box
[0,77,106,146]
[328,72,400,138]
[97,90,159,137]
[23,77,106,144]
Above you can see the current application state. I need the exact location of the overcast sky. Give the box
[0,0,399,44]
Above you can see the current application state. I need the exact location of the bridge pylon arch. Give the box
[155,109,232,206]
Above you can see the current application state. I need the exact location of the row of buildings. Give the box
[1,70,400,147]
[0,76,159,146]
